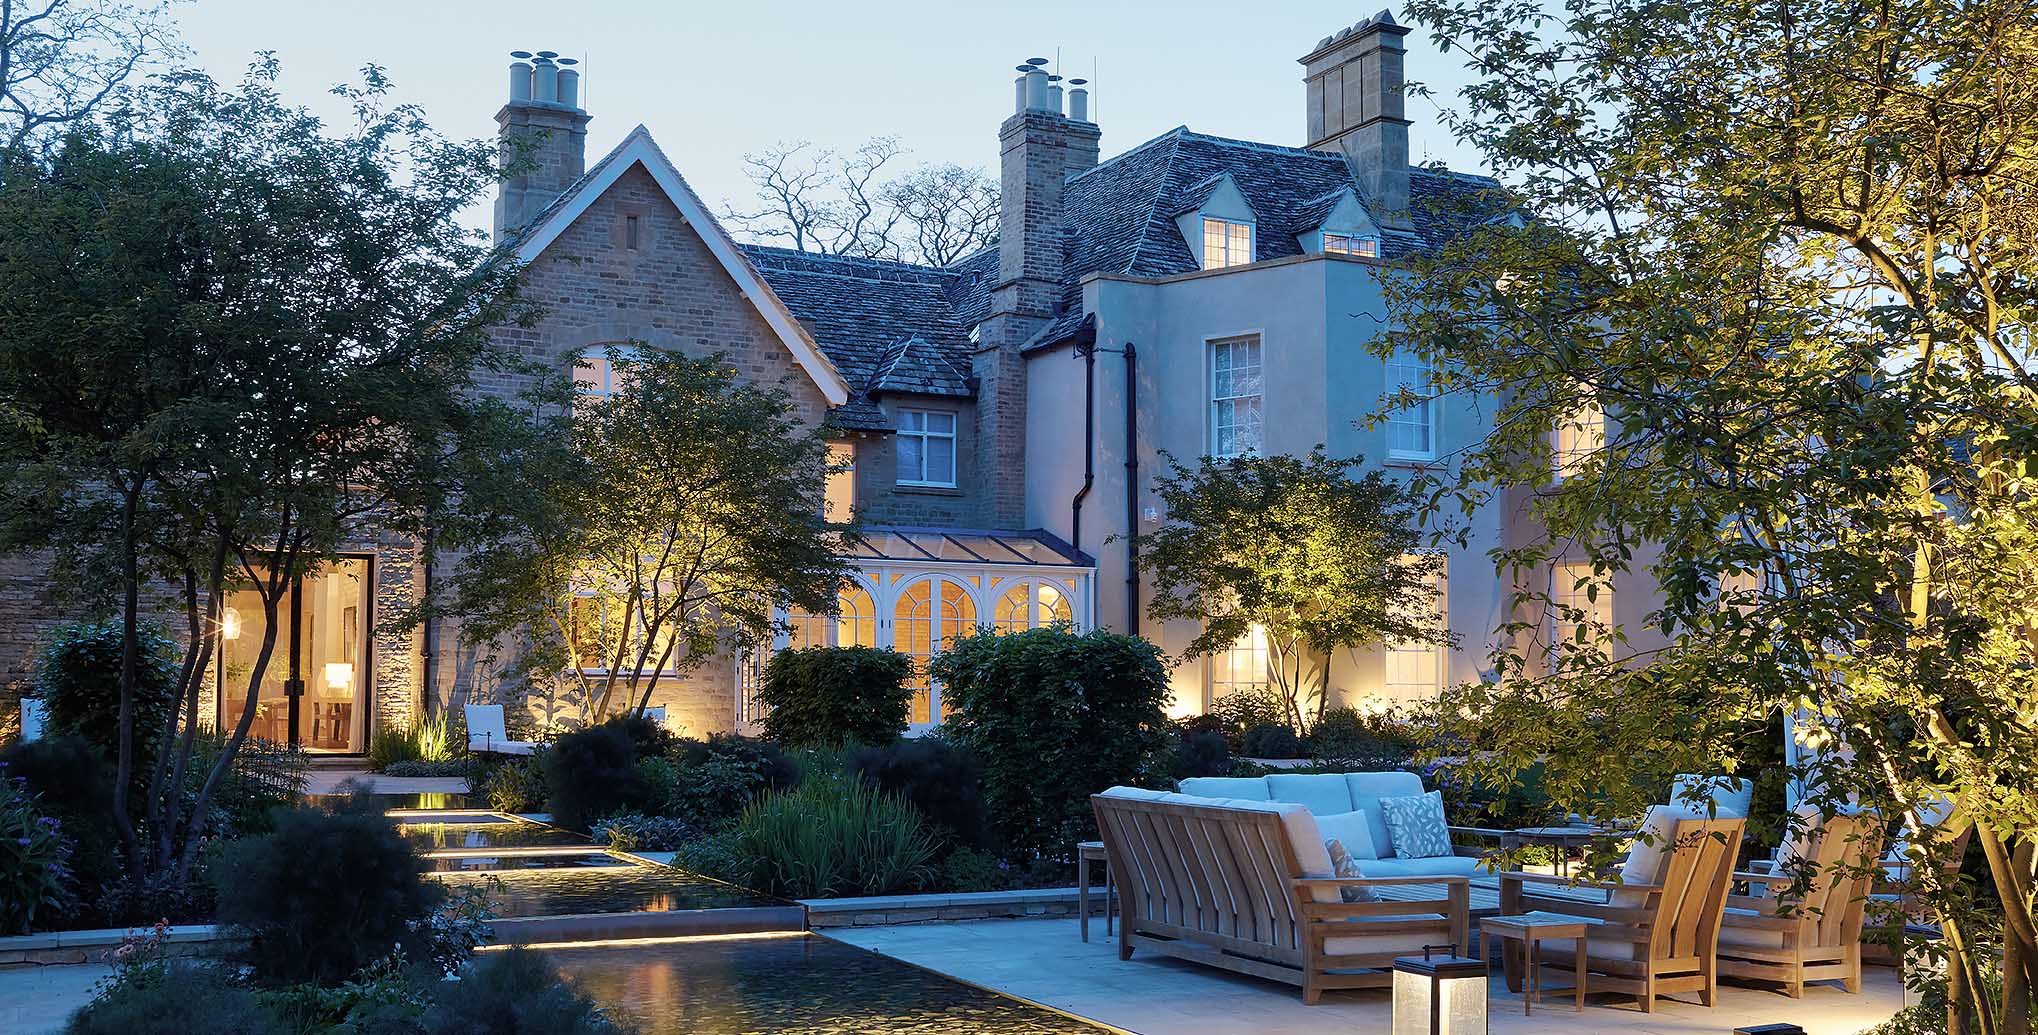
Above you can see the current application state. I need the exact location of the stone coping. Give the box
[0,924,221,953]
[800,886,1088,912]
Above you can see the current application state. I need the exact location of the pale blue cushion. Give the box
[1379,790,1454,859]
[1316,809,1379,861]
[1177,776,1272,801]
[1266,773,1356,816]
[1359,854,1482,878]
[1347,771,1425,857]
[1672,774,1755,818]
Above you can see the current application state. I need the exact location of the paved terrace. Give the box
[831,916,1909,1035]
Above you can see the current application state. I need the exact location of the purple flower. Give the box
[15,837,29,847]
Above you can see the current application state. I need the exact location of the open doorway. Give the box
[217,557,372,753]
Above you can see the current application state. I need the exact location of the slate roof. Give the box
[736,245,977,429]
[511,123,1502,430]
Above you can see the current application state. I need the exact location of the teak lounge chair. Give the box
[1719,809,1883,996]
[1093,787,1470,1005]
[1500,813,1744,1012]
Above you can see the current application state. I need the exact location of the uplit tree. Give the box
[1383,0,2037,1028]
[1138,450,1449,732]
[443,347,852,724]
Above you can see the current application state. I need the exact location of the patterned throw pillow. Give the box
[1378,790,1454,859]
[1325,838,1379,902]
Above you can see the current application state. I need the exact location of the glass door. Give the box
[218,557,372,753]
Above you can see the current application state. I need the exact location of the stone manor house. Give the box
[2,14,1654,753]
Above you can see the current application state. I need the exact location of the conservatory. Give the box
[737,526,1096,733]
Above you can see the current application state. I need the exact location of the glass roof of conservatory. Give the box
[838,526,1091,568]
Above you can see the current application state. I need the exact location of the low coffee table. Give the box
[1483,911,1601,1014]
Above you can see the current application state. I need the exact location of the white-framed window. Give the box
[1553,400,1605,480]
[1323,232,1379,258]
[1202,217,1254,270]
[993,579,1075,631]
[1209,335,1264,458]
[1385,556,1447,697]
[1551,561,1612,661]
[894,575,976,725]
[1385,350,1435,460]
[896,409,957,487]
[567,592,679,675]
[824,441,856,521]
[1211,623,1273,698]
[785,581,879,651]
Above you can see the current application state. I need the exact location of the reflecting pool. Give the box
[550,934,1104,1034]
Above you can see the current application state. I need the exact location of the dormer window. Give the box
[1202,217,1254,270]
[1323,233,1379,258]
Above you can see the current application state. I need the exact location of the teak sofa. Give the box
[1177,771,1501,877]
[1092,786,1470,1005]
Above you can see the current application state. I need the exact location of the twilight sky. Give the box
[174,0,1491,235]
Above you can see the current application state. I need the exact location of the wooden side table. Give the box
[1483,911,1600,1014]
[1076,840,1114,942]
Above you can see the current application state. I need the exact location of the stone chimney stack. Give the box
[974,58,1102,527]
[1301,13,1412,229]
[493,50,592,244]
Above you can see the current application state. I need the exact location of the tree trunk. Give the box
[112,478,143,873]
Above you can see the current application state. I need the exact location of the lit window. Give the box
[1202,217,1254,269]
[993,581,1074,631]
[1211,623,1272,698]
[785,582,878,650]
[824,441,856,520]
[896,409,957,486]
[573,351,617,399]
[1385,350,1434,460]
[894,577,976,724]
[1553,400,1605,480]
[1551,561,1612,662]
[1323,233,1379,258]
[1385,557,1447,697]
[1210,336,1263,458]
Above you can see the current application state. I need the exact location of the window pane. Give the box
[928,412,956,434]
[897,434,923,482]
[901,410,926,432]
[926,436,955,485]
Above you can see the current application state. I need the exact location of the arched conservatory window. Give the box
[993,580,1074,631]
[894,576,977,724]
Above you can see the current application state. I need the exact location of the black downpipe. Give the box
[1069,319,1098,552]
[1123,342,1139,635]
[420,522,437,716]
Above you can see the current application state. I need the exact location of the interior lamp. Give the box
[323,662,354,692]
[220,607,242,641]
[1392,946,1487,1035]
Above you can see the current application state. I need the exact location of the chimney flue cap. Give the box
[510,50,533,59]
[1025,57,1049,65]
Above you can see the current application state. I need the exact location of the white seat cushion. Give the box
[1099,785,1170,802]
[1323,913,1447,956]
[1266,773,1357,817]
[1614,805,1704,906]
[1316,810,1379,861]
[1362,854,1483,878]
[1346,772,1425,857]
[1536,935,1644,962]
[467,736,536,756]
[1717,908,1787,950]
[1176,776,1273,801]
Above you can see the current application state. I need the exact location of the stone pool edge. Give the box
[799,886,1103,928]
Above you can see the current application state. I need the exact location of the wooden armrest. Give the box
[1501,871,1655,893]
[1732,870,1799,885]
[1294,875,1472,888]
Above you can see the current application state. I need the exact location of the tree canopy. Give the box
[1138,450,1448,731]
[1385,0,2037,1028]
[442,346,852,726]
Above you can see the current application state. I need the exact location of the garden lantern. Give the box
[1392,946,1487,1035]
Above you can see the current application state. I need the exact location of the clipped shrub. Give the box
[848,737,993,852]
[608,712,677,760]
[592,812,699,852]
[483,756,547,814]
[422,946,636,1035]
[1309,706,1425,768]
[756,645,913,748]
[66,960,287,1035]
[1241,722,1305,759]
[211,799,442,986]
[1172,730,1233,779]
[667,734,799,829]
[0,773,75,934]
[540,720,651,831]
[933,626,1173,859]
[723,777,937,898]
[34,619,180,782]
[1207,685,1290,750]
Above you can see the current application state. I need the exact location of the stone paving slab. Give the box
[829,915,1909,1035]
